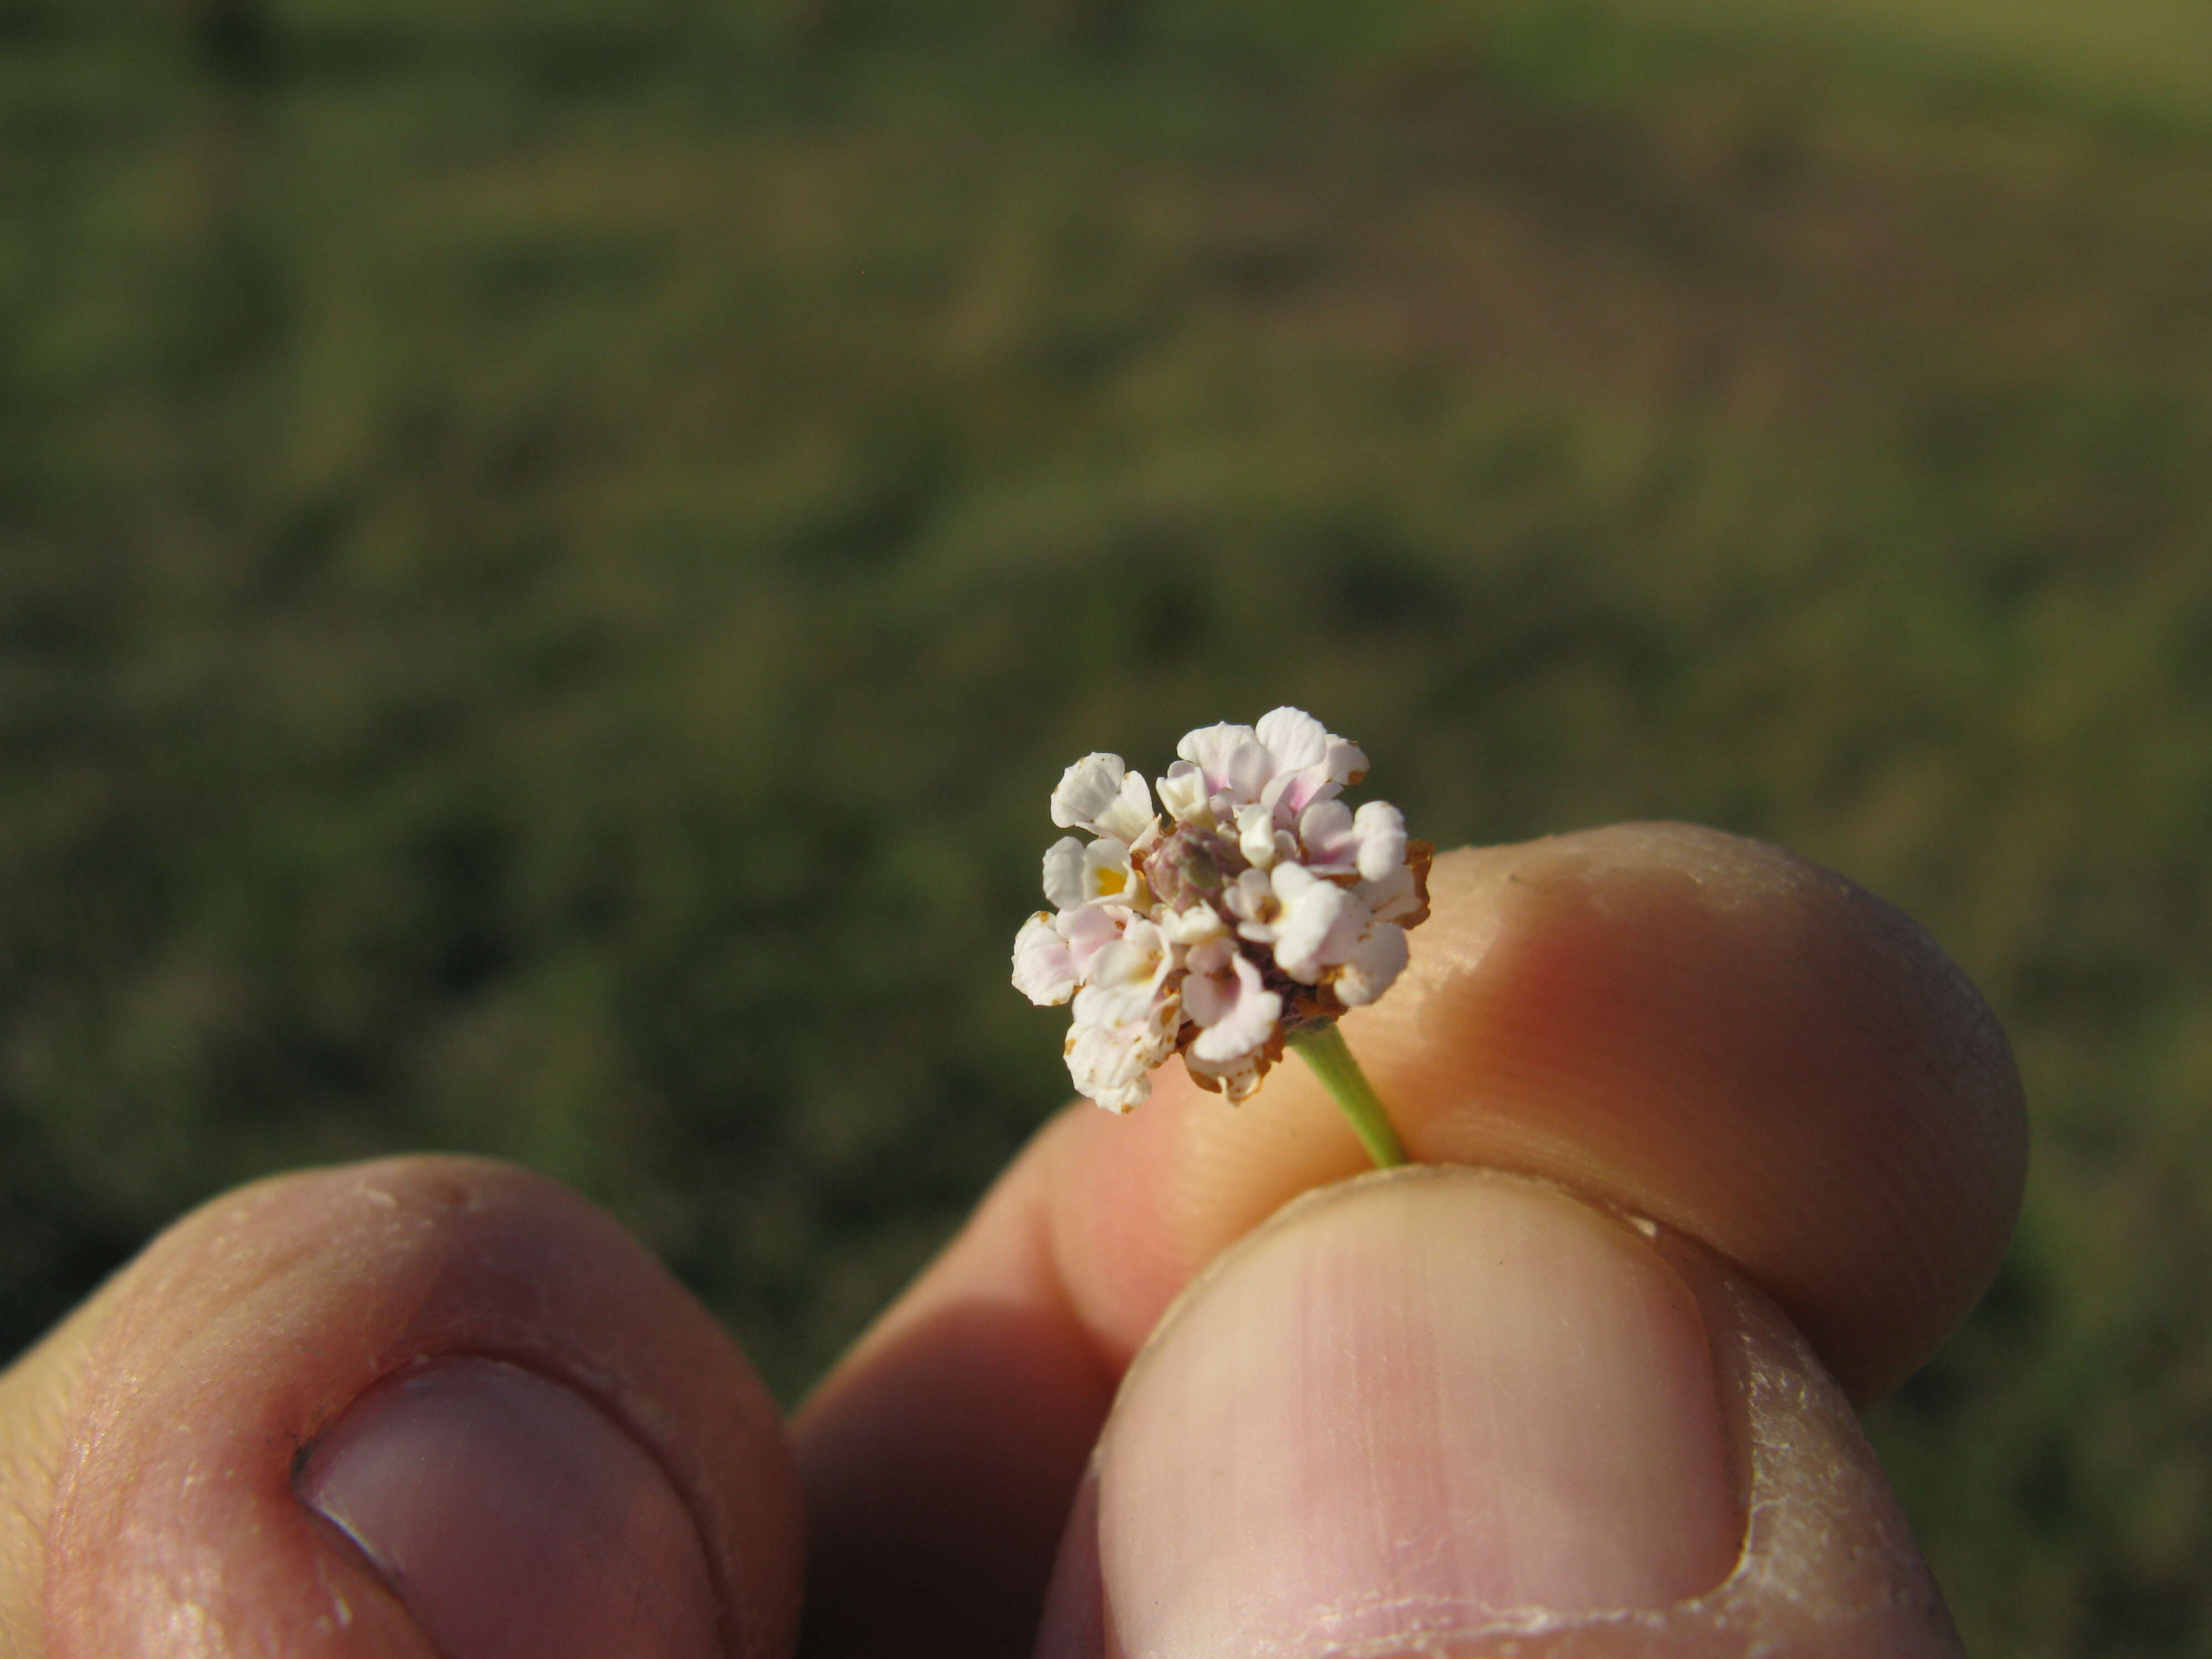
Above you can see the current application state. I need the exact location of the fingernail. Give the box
[298,1356,721,1659]
[1061,1168,1741,1657]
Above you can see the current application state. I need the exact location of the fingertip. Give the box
[1402,826,2026,1399]
[1048,826,2026,1400]
[1039,1168,1965,1659]
[800,822,2022,1648]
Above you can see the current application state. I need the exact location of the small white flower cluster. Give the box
[1013,708,1431,1112]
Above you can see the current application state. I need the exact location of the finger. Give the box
[1051,824,2028,1402]
[795,825,2025,1653]
[0,1156,802,1659]
[795,1139,1115,1657]
[1036,1167,1965,1658]
[0,1263,131,1659]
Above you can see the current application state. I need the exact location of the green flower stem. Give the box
[1288,1021,1407,1169]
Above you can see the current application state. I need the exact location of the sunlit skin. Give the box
[0,825,2022,1659]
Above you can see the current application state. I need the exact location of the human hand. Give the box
[0,825,2026,1657]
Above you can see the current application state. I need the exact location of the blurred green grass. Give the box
[4,0,2212,1651]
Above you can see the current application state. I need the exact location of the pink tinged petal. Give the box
[1189,952,1282,1064]
[1042,837,1088,911]
[1225,867,1279,941]
[1218,739,1274,801]
[1176,723,1272,804]
[1296,799,1359,874]
[1253,707,1329,773]
[1177,937,1238,1024]
[1332,921,1410,1006]
[1060,904,1121,977]
[1271,865,1365,982]
[1072,919,1171,1026]
[1352,799,1407,883]
[1256,709,1370,823]
[1156,763,1216,828]
[1120,916,1168,961]
[1072,957,1151,1029]
[1259,767,1328,826]
[1013,912,1079,1005]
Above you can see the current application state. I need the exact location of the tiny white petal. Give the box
[1156,761,1216,828]
[1161,902,1229,946]
[1013,911,1078,1005]
[1254,707,1329,772]
[1052,753,1126,830]
[1271,864,1365,982]
[1060,904,1122,978]
[1081,838,1136,905]
[1254,708,1370,824]
[1072,971,1150,1029]
[1177,723,1273,804]
[1053,753,1157,843]
[1237,803,1279,870]
[1333,921,1411,1006]
[1072,938,1148,1022]
[1258,768,1319,825]
[1297,799,1359,874]
[1098,770,1156,843]
[1042,837,1088,911]
[1186,1046,1266,1103]
[1066,1020,1155,1113]
[1187,946,1282,1063]
[1352,800,1407,884]
[1355,862,1421,924]
[1324,736,1369,786]
[1224,867,1279,940]
[1179,937,1242,1030]
[1071,917,1172,1026]
[1066,959,1182,1112]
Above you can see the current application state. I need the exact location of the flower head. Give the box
[1014,709,1432,1111]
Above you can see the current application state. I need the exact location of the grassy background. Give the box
[6,0,2212,1651]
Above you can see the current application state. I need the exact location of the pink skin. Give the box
[38,1160,800,1659]
[2,824,2023,1659]
[800,826,2023,1656]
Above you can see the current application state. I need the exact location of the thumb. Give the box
[1036,1166,1963,1658]
[0,1157,802,1659]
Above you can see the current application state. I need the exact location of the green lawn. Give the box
[5,1,2212,1651]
